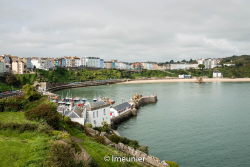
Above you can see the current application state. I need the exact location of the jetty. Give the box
[111,94,157,129]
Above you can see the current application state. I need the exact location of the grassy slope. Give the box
[0,112,49,167]
[0,112,144,167]
[65,125,144,167]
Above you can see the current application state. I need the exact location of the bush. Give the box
[108,134,140,149]
[0,122,38,132]
[47,140,84,167]
[0,96,27,112]
[165,161,179,167]
[25,103,61,129]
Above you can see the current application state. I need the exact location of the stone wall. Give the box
[84,127,169,167]
[136,95,158,108]
[111,108,136,129]
[114,142,168,167]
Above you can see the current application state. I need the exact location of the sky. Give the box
[1,0,250,62]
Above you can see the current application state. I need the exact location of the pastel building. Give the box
[12,61,25,74]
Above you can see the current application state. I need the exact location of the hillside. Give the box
[0,90,146,167]
[219,55,250,78]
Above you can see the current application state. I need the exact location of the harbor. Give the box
[49,92,157,128]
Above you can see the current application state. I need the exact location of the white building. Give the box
[12,61,25,74]
[170,64,198,70]
[110,102,132,118]
[0,61,6,74]
[178,74,192,79]
[85,100,111,127]
[81,57,103,68]
[31,58,55,70]
[213,71,223,78]
[197,58,220,69]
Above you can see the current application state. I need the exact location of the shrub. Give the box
[0,122,38,132]
[0,96,27,112]
[108,134,140,149]
[165,161,179,167]
[25,103,61,129]
[47,140,84,167]
[108,134,121,144]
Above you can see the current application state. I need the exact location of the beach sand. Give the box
[119,78,250,84]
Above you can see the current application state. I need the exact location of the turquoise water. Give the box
[56,82,250,167]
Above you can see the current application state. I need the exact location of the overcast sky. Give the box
[1,0,250,62]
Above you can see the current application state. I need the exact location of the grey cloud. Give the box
[1,0,250,62]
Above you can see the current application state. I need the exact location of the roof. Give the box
[113,102,131,112]
[68,112,80,118]
[88,100,110,110]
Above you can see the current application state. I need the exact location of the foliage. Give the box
[47,140,85,167]
[108,134,139,149]
[0,122,38,132]
[166,161,179,167]
[5,73,20,87]
[198,64,205,70]
[0,96,27,112]
[93,121,110,133]
[22,84,42,101]
[25,103,61,129]
[16,73,37,85]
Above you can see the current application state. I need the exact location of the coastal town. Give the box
[0,54,230,76]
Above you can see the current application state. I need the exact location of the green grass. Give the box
[0,130,50,167]
[0,112,50,167]
[0,112,37,124]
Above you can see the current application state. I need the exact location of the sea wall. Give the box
[136,95,158,109]
[111,95,157,128]
[111,108,137,129]
[84,127,168,167]
[35,80,126,92]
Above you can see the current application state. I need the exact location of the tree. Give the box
[198,64,205,70]
[22,84,41,101]
[5,74,19,87]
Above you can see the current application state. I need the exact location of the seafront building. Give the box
[110,102,132,118]
[0,53,228,73]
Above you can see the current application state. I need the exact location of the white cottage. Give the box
[85,100,111,127]
[110,102,132,118]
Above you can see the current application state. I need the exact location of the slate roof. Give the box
[89,101,110,110]
[113,102,131,112]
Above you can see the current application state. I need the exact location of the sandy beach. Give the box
[119,78,250,84]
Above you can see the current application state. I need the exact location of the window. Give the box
[104,109,106,115]
[93,112,95,118]
[97,110,98,117]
